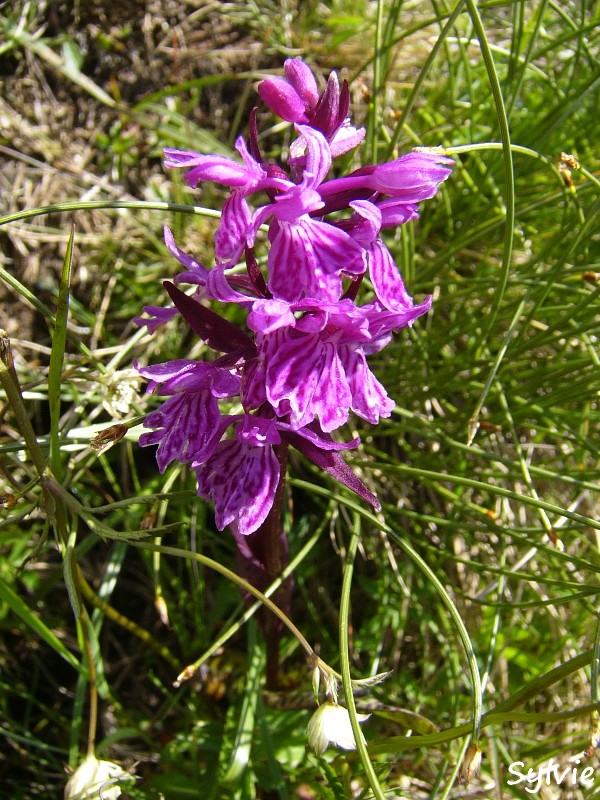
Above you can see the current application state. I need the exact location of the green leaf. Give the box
[61,39,83,73]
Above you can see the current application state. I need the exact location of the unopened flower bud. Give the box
[311,662,321,700]
[306,701,370,756]
[458,743,482,784]
[64,755,131,800]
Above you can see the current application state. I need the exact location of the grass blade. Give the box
[48,223,74,480]
[0,575,81,673]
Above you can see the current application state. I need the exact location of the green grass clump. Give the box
[0,1,599,798]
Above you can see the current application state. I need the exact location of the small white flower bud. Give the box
[306,701,370,756]
[311,662,321,700]
[64,755,131,800]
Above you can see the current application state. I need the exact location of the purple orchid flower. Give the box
[249,125,367,301]
[163,136,287,194]
[165,126,368,303]
[135,280,382,535]
[318,149,454,214]
[136,55,453,555]
[133,304,179,333]
[136,370,379,536]
[195,414,377,536]
[340,201,417,313]
[135,359,240,472]
[194,415,282,535]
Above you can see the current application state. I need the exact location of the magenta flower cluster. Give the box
[136,59,452,536]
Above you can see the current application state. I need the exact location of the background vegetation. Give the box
[0,0,599,797]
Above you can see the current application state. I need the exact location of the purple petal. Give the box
[320,150,453,203]
[258,76,307,123]
[367,239,414,312]
[377,197,420,228]
[362,297,433,350]
[266,222,336,301]
[164,226,210,285]
[247,299,295,334]
[263,332,352,432]
[307,345,352,432]
[234,137,289,193]
[135,358,240,397]
[267,218,366,302]
[346,200,382,245]
[301,219,366,277]
[237,415,282,447]
[284,58,319,107]
[366,151,454,196]
[292,297,370,339]
[140,391,222,473]
[295,125,332,187]
[270,178,324,221]
[163,149,255,188]
[135,358,196,383]
[133,305,178,332]
[263,329,321,420]
[330,122,366,158]
[205,267,255,305]
[278,421,360,451]
[342,349,395,424]
[196,437,280,535]
[214,192,252,265]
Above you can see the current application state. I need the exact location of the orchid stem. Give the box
[260,442,289,689]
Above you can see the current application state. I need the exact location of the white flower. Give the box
[306,701,370,756]
[64,755,131,800]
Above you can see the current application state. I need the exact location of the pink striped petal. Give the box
[196,437,280,535]
[140,391,221,473]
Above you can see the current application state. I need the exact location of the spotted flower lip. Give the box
[194,414,380,536]
[248,126,368,301]
[135,359,240,473]
[245,295,430,432]
[136,351,381,534]
[194,413,378,535]
[195,419,282,535]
